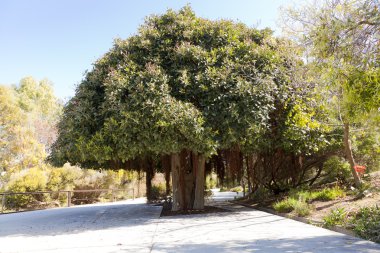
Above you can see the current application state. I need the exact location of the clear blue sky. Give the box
[0,0,294,101]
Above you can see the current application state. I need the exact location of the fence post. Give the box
[67,191,71,207]
[1,194,5,213]
[112,189,115,202]
[133,188,135,200]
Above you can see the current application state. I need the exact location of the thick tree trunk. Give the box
[171,153,181,211]
[193,154,205,209]
[171,151,205,211]
[145,159,155,202]
[161,155,171,196]
[343,122,361,187]
[137,171,141,197]
[165,166,171,196]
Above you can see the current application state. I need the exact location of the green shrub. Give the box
[289,186,345,203]
[273,198,298,213]
[150,183,166,201]
[350,206,380,243]
[230,186,243,193]
[205,175,217,190]
[311,186,346,201]
[249,187,270,202]
[323,208,347,228]
[289,189,312,202]
[293,201,312,217]
[354,130,380,174]
[322,156,352,183]
[72,169,118,204]
[47,163,82,191]
[219,187,229,192]
[273,197,312,217]
[6,167,48,208]
[2,163,135,208]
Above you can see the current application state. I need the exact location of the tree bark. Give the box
[344,122,361,187]
[161,155,171,196]
[171,153,181,211]
[145,159,155,202]
[171,151,205,211]
[165,167,171,196]
[193,154,205,209]
[137,171,141,197]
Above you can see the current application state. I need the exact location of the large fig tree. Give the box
[51,7,332,209]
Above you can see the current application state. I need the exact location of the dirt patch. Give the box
[159,203,230,217]
[310,173,380,221]
[310,193,380,221]
[238,172,380,222]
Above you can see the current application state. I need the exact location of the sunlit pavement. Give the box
[0,195,379,253]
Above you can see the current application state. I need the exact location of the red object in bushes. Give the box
[354,165,366,176]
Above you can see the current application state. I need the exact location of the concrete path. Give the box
[0,197,379,253]
[0,198,161,253]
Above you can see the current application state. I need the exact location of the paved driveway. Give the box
[0,198,379,253]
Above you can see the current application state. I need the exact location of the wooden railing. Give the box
[0,188,135,214]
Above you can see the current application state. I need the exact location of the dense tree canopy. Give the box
[52,7,327,164]
[51,7,339,209]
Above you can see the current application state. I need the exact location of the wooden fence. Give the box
[0,188,135,214]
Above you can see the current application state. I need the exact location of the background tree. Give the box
[281,0,380,187]
[16,77,62,153]
[0,85,46,173]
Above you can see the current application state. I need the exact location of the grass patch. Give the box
[311,186,346,201]
[289,186,345,202]
[273,198,312,217]
[350,206,380,243]
[273,198,298,213]
[322,205,380,243]
[273,186,346,218]
[323,207,347,228]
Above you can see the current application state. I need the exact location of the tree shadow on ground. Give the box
[0,201,162,237]
[149,235,380,253]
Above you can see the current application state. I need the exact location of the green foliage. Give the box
[293,201,312,217]
[46,163,83,191]
[5,167,48,207]
[249,187,270,202]
[150,183,167,201]
[354,126,380,172]
[289,186,346,202]
[219,187,229,192]
[0,77,62,174]
[350,206,380,243]
[323,208,348,228]
[322,204,380,243]
[6,167,47,193]
[273,197,312,217]
[274,186,345,218]
[349,182,374,201]
[2,163,135,208]
[50,6,326,177]
[273,198,298,213]
[0,85,46,172]
[230,186,243,193]
[311,187,346,201]
[282,0,380,189]
[205,175,217,190]
[322,156,352,184]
